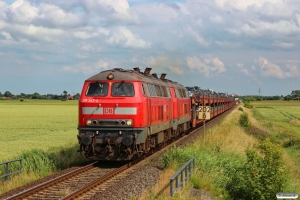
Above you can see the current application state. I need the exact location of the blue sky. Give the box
[0,0,299,96]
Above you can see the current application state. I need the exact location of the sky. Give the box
[0,0,299,96]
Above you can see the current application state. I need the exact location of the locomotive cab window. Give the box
[112,82,134,96]
[86,82,108,96]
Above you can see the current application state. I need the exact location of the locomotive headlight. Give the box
[86,119,92,126]
[126,120,132,126]
[107,73,114,80]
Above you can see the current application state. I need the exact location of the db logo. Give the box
[104,108,114,114]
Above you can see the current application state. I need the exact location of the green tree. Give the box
[0,92,2,97]
[291,90,300,99]
[284,95,292,101]
[32,92,41,99]
[73,93,80,100]
[4,91,12,97]
[63,90,68,99]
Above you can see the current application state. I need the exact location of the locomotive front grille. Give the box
[98,121,120,126]
[86,119,133,127]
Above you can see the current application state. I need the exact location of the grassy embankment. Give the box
[140,101,300,200]
[0,100,86,194]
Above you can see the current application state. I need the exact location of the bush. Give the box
[226,139,289,200]
[243,101,253,109]
[20,99,24,102]
[239,113,250,127]
[238,107,243,111]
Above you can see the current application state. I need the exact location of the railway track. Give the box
[3,108,234,200]
[4,162,126,200]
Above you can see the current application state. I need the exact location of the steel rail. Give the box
[61,163,130,200]
[5,161,98,200]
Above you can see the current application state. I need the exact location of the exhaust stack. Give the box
[160,73,166,80]
[133,68,140,73]
[144,68,152,75]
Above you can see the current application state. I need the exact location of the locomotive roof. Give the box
[87,68,186,89]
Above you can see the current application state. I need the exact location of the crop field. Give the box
[0,100,78,162]
[251,100,300,107]
[252,101,300,133]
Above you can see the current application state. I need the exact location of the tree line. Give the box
[0,90,80,100]
[241,90,300,101]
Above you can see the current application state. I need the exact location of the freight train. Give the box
[77,68,235,161]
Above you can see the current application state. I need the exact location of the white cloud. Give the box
[31,53,43,61]
[187,56,226,77]
[1,31,12,40]
[73,27,109,39]
[78,43,95,51]
[39,3,82,28]
[81,0,139,24]
[76,53,90,59]
[214,0,283,11]
[134,3,180,23]
[187,27,210,46]
[145,56,184,75]
[237,63,251,76]
[107,26,151,49]
[229,20,300,37]
[61,60,109,75]
[256,57,300,79]
[272,41,295,49]
[10,0,39,23]
[210,15,223,23]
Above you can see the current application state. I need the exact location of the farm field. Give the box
[251,100,300,107]
[252,101,300,134]
[0,100,79,162]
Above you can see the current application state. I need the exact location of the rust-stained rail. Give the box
[5,162,98,200]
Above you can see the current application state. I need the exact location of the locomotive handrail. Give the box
[170,157,195,197]
[0,158,22,181]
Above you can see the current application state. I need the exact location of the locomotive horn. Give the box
[144,67,152,74]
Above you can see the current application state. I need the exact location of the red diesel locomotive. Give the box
[77,68,235,161]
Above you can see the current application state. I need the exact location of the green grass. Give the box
[0,100,86,194]
[0,102,78,161]
[0,99,78,105]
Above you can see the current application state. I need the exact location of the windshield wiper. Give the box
[117,80,124,89]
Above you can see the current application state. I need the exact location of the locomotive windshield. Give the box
[112,82,134,96]
[86,82,108,96]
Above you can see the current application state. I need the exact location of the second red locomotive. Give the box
[77,68,235,161]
